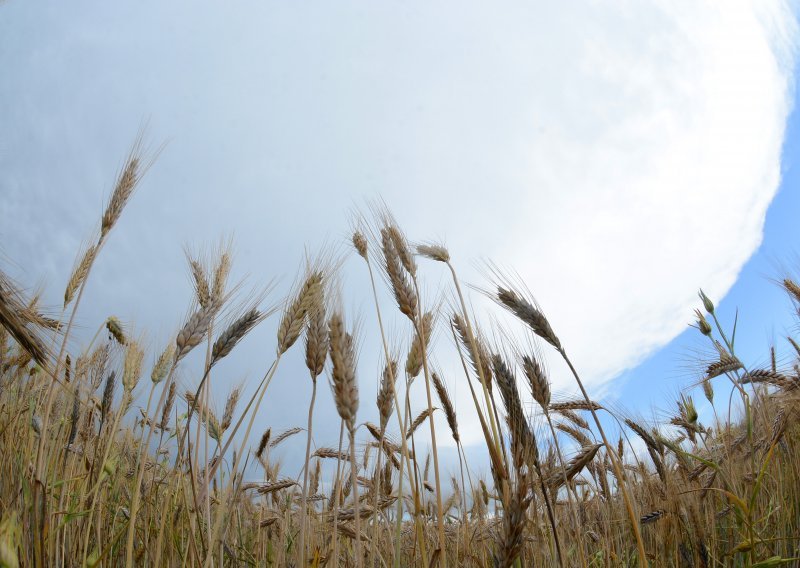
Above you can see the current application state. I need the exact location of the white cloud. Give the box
[499,0,797,388]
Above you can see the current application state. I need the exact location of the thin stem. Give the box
[361,255,420,568]
[350,426,362,568]
[35,241,107,567]
[410,278,445,564]
[332,420,345,564]
[447,262,505,472]
[544,411,588,568]
[298,377,318,566]
[125,362,182,567]
[203,355,284,564]
[531,457,563,567]
[558,348,648,567]
[370,426,386,568]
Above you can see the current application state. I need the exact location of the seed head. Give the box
[698,289,715,314]
[417,243,450,263]
[783,278,800,303]
[64,245,97,308]
[381,229,417,320]
[694,309,712,336]
[405,312,433,378]
[211,308,262,365]
[521,354,550,409]
[328,313,359,432]
[305,296,328,379]
[175,305,215,362]
[189,260,211,309]
[101,153,140,238]
[122,342,144,393]
[702,378,714,403]
[160,382,177,430]
[377,359,397,432]
[352,231,368,259]
[106,317,126,345]
[277,272,322,355]
[496,287,561,350]
[151,343,175,384]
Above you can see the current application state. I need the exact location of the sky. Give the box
[2,1,799,477]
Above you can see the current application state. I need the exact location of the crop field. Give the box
[1,145,799,567]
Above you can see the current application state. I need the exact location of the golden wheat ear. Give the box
[328,312,359,433]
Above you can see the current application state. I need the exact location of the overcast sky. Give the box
[2,1,799,475]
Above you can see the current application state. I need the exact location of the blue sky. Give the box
[614,81,800,423]
[1,1,799,475]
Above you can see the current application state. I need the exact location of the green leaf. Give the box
[752,556,800,567]
[729,539,754,555]
[56,510,91,531]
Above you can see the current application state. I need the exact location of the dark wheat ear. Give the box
[740,369,793,389]
[520,353,550,410]
[496,286,561,350]
[494,477,532,568]
[432,372,459,445]
[105,317,126,346]
[159,382,177,430]
[406,408,436,440]
[312,447,351,461]
[492,353,537,469]
[623,418,661,453]
[783,278,800,303]
[555,422,592,447]
[705,354,743,379]
[788,336,800,358]
[255,429,271,460]
[270,427,303,448]
[551,444,602,489]
[211,308,263,366]
[550,399,602,412]
[67,384,81,446]
[640,510,666,525]
[256,478,298,496]
[100,371,117,424]
[558,409,589,431]
[0,269,53,368]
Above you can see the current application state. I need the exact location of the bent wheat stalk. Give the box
[494,283,648,566]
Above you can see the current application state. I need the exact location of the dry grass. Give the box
[1,151,800,568]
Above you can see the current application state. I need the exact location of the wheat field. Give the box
[0,144,799,567]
